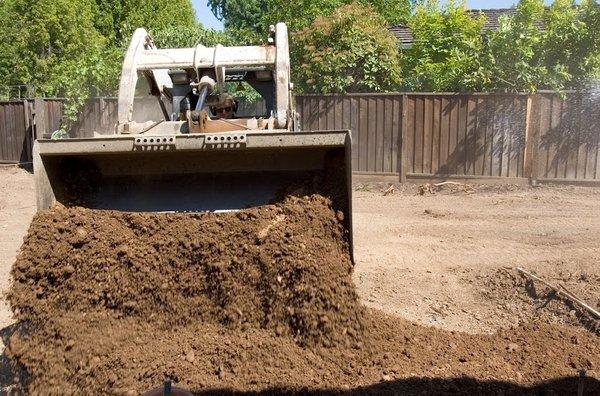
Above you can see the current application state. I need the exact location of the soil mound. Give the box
[5,195,600,394]
[6,310,599,394]
[8,194,364,348]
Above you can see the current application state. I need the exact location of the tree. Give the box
[540,0,600,88]
[208,0,412,40]
[292,3,402,93]
[403,0,487,91]
[473,0,600,92]
[483,0,551,92]
[363,0,413,25]
[0,0,118,125]
[92,0,197,45]
[579,0,600,82]
[150,24,234,49]
[207,0,264,31]
[0,0,224,130]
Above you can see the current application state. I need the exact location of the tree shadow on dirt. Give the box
[191,375,598,395]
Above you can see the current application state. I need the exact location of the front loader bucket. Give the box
[33,130,353,257]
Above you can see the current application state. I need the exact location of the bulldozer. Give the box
[32,23,354,252]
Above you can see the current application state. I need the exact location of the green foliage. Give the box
[150,25,234,48]
[93,0,197,45]
[208,0,265,31]
[1,0,599,128]
[403,0,487,91]
[0,0,119,130]
[402,0,600,92]
[580,0,600,80]
[481,0,600,92]
[0,0,227,132]
[483,0,551,92]
[362,0,413,25]
[540,0,600,88]
[209,0,412,39]
[292,3,402,93]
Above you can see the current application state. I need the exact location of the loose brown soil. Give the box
[476,267,600,335]
[7,310,599,395]
[5,192,600,394]
[9,195,361,349]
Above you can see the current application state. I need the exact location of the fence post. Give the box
[400,94,408,183]
[33,98,47,140]
[523,94,540,185]
[22,100,33,162]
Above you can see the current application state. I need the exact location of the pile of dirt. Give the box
[6,309,599,394]
[5,195,600,394]
[8,194,363,348]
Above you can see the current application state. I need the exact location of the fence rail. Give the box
[1,93,598,184]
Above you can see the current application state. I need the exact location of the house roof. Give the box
[389,8,545,46]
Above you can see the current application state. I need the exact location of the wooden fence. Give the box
[296,92,600,184]
[1,92,599,185]
[0,100,30,163]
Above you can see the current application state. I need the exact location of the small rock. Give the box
[65,339,75,350]
[75,227,88,239]
[107,373,118,385]
[382,374,392,381]
[63,265,75,275]
[507,342,520,353]
[185,350,195,363]
[89,356,101,367]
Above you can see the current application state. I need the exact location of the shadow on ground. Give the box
[0,323,596,396]
[190,375,597,395]
[0,323,27,393]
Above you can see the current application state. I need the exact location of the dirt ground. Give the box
[0,167,599,393]
[352,182,600,335]
[0,167,35,330]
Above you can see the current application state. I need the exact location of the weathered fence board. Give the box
[0,101,29,163]
[535,92,600,182]
[357,94,529,179]
[297,95,401,174]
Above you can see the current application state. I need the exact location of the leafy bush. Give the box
[403,0,487,91]
[292,3,402,93]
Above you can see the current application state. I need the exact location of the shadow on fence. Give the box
[538,92,600,180]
